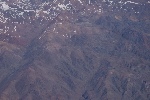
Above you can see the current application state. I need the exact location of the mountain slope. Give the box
[0,0,150,100]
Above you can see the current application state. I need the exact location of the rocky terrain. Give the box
[0,0,150,100]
